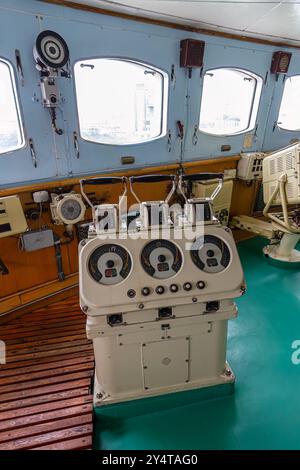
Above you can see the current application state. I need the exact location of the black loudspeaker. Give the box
[180,39,205,68]
[270,51,292,74]
[34,30,69,69]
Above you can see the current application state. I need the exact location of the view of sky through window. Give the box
[199,68,262,136]
[278,75,300,131]
[74,58,168,145]
[0,59,23,155]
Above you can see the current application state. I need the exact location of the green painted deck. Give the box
[94,236,300,450]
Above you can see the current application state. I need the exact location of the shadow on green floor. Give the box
[94,237,300,450]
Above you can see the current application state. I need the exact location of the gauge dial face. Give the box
[141,240,182,279]
[88,244,132,285]
[191,235,231,273]
[60,199,82,221]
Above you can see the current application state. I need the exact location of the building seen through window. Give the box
[74,58,168,145]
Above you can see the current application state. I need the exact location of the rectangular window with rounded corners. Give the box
[199,68,263,136]
[0,59,24,155]
[277,75,300,131]
[74,58,168,146]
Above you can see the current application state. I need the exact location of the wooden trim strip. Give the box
[0,404,93,432]
[32,436,92,450]
[0,157,240,197]
[0,414,92,444]
[0,396,93,422]
[43,0,300,50]
[0,351,94,371]
[0,362,94,386]
[0,388,91,412]
[0,278,79,321]
[0,356,94,379]
[0,423,93,450]
[0,371,94,394]
[0,378,91,403]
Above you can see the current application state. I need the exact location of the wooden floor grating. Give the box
[0,296,94,450]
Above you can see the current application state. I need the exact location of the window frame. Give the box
[0,57,25,156]
[277,74,300,132]
[73,56,169,147]
[198,67,263,137]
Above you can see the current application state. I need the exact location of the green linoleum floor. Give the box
[94,236,300,450]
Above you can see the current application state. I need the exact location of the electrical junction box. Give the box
[0,195,28,238]
[270,51,292,74]
[192,173,235,226]
[20,228,54,252]
[237,152,265,181]
[40,77,60,107]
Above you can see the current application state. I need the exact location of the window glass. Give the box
[199,68,262,136]
[277,75,300,131]
[0,59,24,155]
[74,58,168,145]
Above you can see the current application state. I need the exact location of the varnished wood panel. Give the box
[0,296,94,450]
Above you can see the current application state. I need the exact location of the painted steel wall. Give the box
[0,0,299,187]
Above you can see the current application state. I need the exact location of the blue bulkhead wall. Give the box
[0,0,300,187]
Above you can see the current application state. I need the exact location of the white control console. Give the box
[79,174,245,406]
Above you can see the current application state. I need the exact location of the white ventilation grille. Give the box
[269,160,276,175]
[277,156,284,173]
[286,182,297,199]
[263,144,300,205]
[285,152,293,170]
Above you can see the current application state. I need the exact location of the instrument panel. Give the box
[79,226,245,316]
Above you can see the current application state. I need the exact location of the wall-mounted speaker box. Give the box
[180,39,205,68]
[270,51,292,74]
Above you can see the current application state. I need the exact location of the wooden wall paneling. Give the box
[230,180,258,217]
[0,275,78,318]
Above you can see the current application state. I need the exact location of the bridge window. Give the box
[74,58,168,145]
[277,75,300,131]
[0,59,24,155]
[199,68,262,136]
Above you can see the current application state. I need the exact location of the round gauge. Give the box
[88,244,132,285]
[191,235,231,273]
[60,199,82,222]
[141,240,182,279]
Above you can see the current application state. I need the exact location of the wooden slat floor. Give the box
[0,296,94,450]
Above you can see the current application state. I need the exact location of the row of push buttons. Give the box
[127,281,206,298]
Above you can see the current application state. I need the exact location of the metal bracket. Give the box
[29,138,37,168]
[167,130,172,152]
[73,131,80,159]
[15,49,24,86]
[192,125,198,145]
[0,258,9,275]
